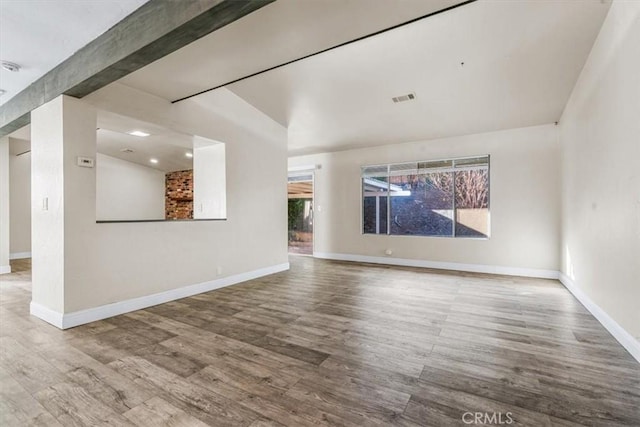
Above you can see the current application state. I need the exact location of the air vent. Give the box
[120,148,135,153]
[392,93,416,103]
[1,61,21,72]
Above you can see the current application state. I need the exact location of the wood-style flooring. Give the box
[1,256,639,426]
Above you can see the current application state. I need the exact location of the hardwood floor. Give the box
[1,256,638,426]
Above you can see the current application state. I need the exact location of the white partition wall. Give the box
[31,96,96,314]
[29,87,288,328]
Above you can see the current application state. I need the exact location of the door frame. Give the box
[287,166,316,256]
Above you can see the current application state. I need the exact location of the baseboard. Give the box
[10,251,31,260]
[26,254,638,364]
[30,301,64,328]
[30,262,290,330]
[313,252,638,363]
[0,265,11,275]
[559,273,640,363]
[313,252,559,279]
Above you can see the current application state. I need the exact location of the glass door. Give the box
[287,173,313,255]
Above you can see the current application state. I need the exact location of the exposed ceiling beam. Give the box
[0,0,275,137]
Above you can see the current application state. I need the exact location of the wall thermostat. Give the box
[77,156,95,168]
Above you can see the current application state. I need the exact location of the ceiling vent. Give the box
[392,93,416,103]
[120,148,135,153]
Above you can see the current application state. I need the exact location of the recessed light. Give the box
[127,130,150,137]
[185,152,193,158]
[1,61,21,72]
[150,158,158,164]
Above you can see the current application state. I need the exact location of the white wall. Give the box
[30,84,287,318]
[31,98,69,312]
[560,1,640,340]
[289,124,561,274]
[0,138,10,274]
[193,139,226,219]
[9,150,31,256]
[96,153,165,221]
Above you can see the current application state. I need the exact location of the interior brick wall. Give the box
[165,169,193,220]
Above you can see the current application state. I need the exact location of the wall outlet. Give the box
[384,249,393,256]
[216,266,222,276]
[42,197,48,211]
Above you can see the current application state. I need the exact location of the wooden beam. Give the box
[0,0,275,137]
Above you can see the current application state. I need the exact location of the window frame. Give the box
[360,155,490,239]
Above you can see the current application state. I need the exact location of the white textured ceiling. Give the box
[0,0,149,105]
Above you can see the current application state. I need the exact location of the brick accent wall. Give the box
[165,169,193,220]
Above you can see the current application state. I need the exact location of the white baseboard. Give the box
[313,252,559,279]
[313,252,638,364]
[26,253,638,364]
[30,262,290,330]
[30,301,64,328]
[313,252,640,362]
[559,273,640,363]
[0,265,11,275]
[10,251,31,260]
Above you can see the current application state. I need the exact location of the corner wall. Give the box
[559,1,640,342]
[289,124,561,275]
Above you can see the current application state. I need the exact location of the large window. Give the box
[362,156,489,238]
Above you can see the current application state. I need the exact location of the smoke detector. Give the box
[1,61,21,72]
[392,93,416,103]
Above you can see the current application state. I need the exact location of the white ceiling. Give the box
[96,111,194,173]
[118,0,611,156]
[119,0,465,101]
[9,112,197,173]
[0,0,149,105]
[4,0,612,157]
[228,0,612,155]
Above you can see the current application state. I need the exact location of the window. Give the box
[362,156,489,238]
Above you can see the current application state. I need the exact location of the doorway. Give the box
[287,172,313,255]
